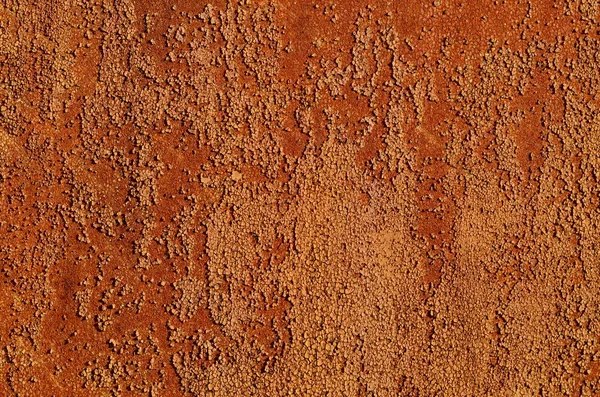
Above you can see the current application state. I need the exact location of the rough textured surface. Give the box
[2,0,600,396]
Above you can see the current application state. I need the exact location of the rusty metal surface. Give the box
[1,0,600,396]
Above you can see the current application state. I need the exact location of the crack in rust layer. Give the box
[1,0,600,396]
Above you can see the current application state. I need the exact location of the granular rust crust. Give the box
[2,0,600,396]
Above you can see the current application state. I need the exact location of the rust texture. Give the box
[1,0,600,396]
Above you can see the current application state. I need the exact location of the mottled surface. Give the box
[1,0,600,396]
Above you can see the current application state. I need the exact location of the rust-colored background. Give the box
[2,0,600,396]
